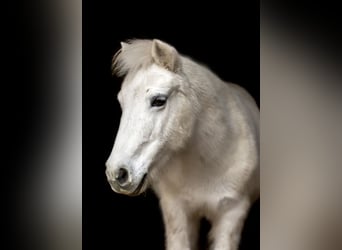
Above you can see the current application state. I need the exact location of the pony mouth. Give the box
[129,174,148,196]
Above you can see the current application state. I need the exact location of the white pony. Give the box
[106,39,259,250]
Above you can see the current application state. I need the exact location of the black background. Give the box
[83,1,259,250]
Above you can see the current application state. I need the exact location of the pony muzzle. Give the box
[106,167,148,196]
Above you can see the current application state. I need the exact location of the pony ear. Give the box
[151,39,179,72]
[120,42,129,51]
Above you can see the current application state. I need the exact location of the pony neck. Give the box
[181,56,238,167]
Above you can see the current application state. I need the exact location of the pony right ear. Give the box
[120,42,129,51]
[151,39,180,72]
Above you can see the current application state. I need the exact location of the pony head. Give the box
[106,39,199,196]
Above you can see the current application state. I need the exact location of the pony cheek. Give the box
[165,111,194,151]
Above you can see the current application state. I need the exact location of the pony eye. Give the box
[151,95,167,107]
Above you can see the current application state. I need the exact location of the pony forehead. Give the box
[122,64,175,90]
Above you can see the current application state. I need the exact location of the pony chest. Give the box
[167,184,236,219]
[155,160,242,218]
[158,164,232,201]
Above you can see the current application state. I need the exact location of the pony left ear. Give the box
[151,39,180,72]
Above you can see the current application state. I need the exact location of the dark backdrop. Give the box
[83,1,259,250]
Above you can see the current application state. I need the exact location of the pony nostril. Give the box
[115,168,129,185]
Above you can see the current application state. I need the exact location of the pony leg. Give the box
[160,198,198,250]
[209,198,250,250]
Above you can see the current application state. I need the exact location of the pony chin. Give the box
[126,173,149,196]
[127,180,149,196]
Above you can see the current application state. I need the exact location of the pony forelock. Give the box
[112,39,154,77]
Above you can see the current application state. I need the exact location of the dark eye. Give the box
[151,95,167,107]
